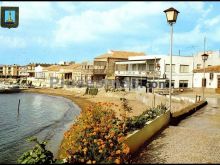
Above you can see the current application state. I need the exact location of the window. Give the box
[138,64,146,71]
[165,64,175,72]
[165,80,175,88]
[208,65,212,67]
[179,80,188,88]
[149,64,154,71]
[197,64,201,69]
[210,73,214,80]
[132,64,137,71]
[180,65,189,73]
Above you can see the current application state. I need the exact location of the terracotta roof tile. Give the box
[193,65,220,73]
[95,50,145,59]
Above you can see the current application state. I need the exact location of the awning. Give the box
[115,61,146,65]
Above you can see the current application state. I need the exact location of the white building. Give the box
[35,65,45,79]
[115,54,194,90]
[193,65,220,93]
[192,51,220,93]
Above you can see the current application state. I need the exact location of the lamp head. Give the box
[164,7,179,25]
[201,53,209,61]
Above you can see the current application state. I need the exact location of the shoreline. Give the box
[21,88,93,158]
[20,87,200,159]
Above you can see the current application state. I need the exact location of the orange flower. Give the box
[116,150,121,154]
[115,158,121,164]
[123,146,130,154]
[101,144,106,149]
[83,148,88,152]
[86,160,92,164]
[118,137,124,143]
[110,143,114,147]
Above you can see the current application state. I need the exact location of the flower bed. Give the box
[18,99,168,164]
[124,109,170,153]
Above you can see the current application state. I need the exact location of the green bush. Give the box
[85,87,98,95]
[17,137,58,164]
[125,104,167,133]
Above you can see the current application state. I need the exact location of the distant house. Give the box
[93,50,145,82]
[0,65,3,77]
[2,64,19,78]
[43,65,64,80]
[35,65,51,79]
[26,63,37,77]
[193,65,220,93]
[59,64,82,82]
[80,61,94,83]
[18,65,29,77]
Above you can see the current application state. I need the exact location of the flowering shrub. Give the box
[125,103,167,133]
[61,102,130,164]
[18,100,167,164]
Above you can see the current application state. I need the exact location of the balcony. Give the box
[115,70,160,77]
[93,69,106,75]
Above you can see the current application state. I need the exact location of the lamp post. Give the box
[152,57,156,107]
[201,53,209,99]
[156,63,160,89]
[164,7,179,112]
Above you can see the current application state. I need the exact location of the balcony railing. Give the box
[115,70,160,77]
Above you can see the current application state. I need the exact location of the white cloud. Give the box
[52,1,211,47]
[0,35,26,48]
[52,2,175,46]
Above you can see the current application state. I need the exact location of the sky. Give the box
[0,1,220,65]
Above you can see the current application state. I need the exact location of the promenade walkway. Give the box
[132,96,220,163]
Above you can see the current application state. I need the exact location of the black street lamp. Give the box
[164,7,179,112]
[201,53,209,99]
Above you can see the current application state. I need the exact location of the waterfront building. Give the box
[79,61,94,84]
[18,65,29,77]
[35,64,51,79]
[2,64,19,78]
[0,65,3,78]
[193,65,220,93]
[115,54,194,91]
[93,50,145,83]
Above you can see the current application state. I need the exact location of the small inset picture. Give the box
[4,10,16,24]
[1,6,19,28]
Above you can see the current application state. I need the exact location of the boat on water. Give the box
[0,84,22,94]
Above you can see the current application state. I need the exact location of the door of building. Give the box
[218,76,220,88]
